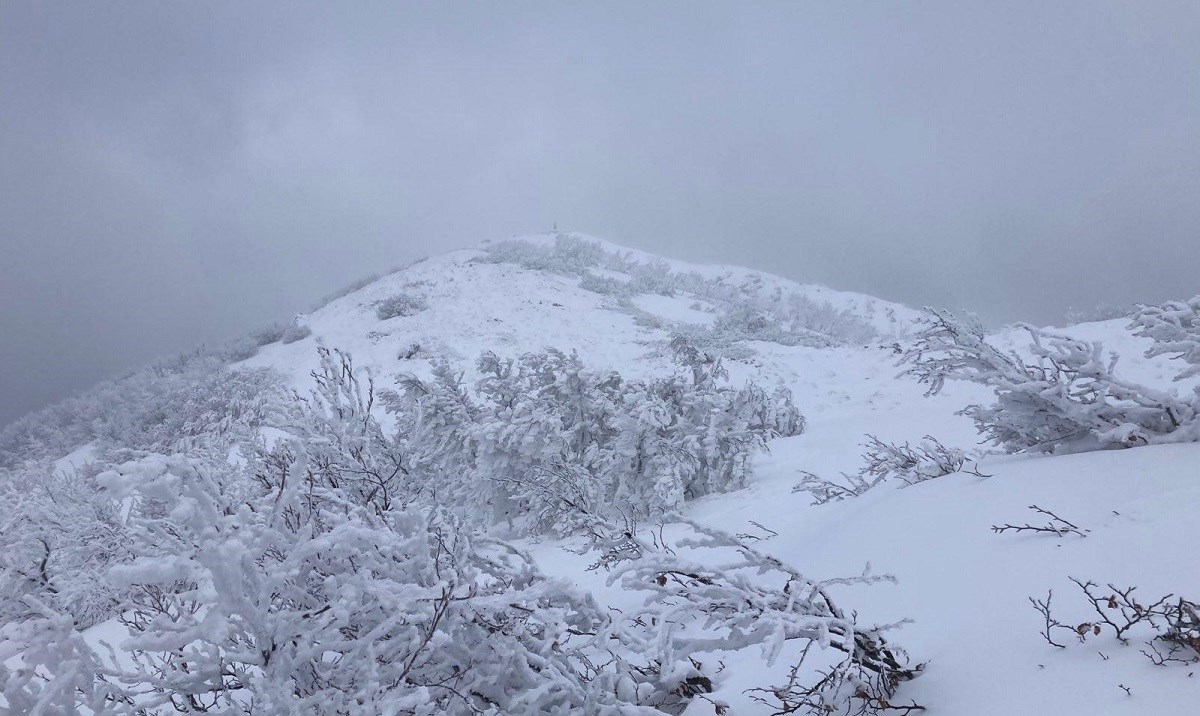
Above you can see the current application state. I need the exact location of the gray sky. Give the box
[2,1,1199,426]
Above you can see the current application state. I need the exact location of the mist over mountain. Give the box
[4,1,1200,425]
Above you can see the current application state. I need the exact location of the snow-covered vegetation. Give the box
[902,308,1200,453]
[481,234,887,347]
[2,235,1198,714]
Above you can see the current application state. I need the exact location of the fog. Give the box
[2,1,1198,425]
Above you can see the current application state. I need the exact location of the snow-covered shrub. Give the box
[487,346,800,530]
[249,322,287,346]
[0,597,123,714]
[1063,302,1137,325]
[480,233,607,275]
[778,294,879,345]
[88,360,282,456]
[279,323,311,344]
[626,258,677,296]
[90,452,659,715]
[481,235,881,346]
[901,308,1199,453]
[0,356,282,469]
[0,362,282,631]
[1130,295,1200,382]
[375,292,428,320]
[711,303,838,348]
[1,345,913,715]
[1,361,670,713]
[219,323,291,361]
[385,343,802,535]
[0,462,134,630]
[582,517,924,714]
[793,434,975,505]
[857,434,980,487]
[218,337,263,362]
[579,270,630,295]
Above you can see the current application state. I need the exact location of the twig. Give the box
[993,505,1088,537]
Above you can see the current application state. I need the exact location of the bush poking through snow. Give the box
[279,323,311,344]
[375,292,428,320]
[991,505,1089,537]
[793,469,886,505]
[858,434,985,487]
[901,308,1199,453]
[375,292,428,321]
[387,343,803,533]
[90,453,662,715]
[579,515,924,715]
[793,434,977,504]
[1031,579,1199,667]
[746,640,926,715]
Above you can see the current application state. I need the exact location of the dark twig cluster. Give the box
[992,505,1089,538]
[736,520,780,542]
[1031,578,1199,667]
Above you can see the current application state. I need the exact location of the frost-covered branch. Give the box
[901,308,1199,453]
[1130,296,1200,381]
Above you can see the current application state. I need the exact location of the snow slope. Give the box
[240,233,921,390]
[238,236,1200,713]
[10,233,1195,713]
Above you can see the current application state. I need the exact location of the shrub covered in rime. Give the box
[481,233,881,345]
[0,347,925,715]
[1130,295,1200,382]
[375,292,428,320]
[794,434,976,504]
[387,342,804,534]
[0,462,134,630]
[902,308,1200,453]
[279,323,312,344]
[69,454,656,714]
[0,355,282,469]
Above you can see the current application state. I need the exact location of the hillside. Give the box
[2,235,1197,715]
[241,233,922,389]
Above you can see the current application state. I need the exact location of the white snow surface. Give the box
[84,236,1197,713]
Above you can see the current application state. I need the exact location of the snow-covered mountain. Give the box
[242,232,921,387]
[2,234,1198,715]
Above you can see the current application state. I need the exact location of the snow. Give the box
[233,237,1200,713]
[11,234,1197,713]
[52,442,97,476]
[680,441,1200,714]
[630,293,718,325]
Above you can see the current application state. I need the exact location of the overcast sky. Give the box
[2,2,1198,426]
